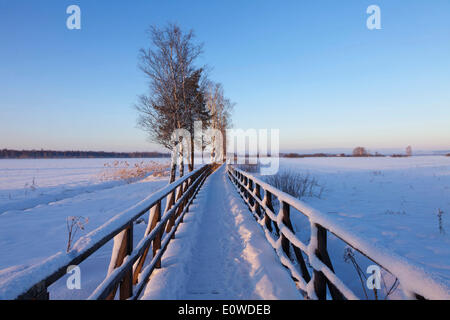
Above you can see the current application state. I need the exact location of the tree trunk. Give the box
[169,149,177,183]
[189,135,194,172]
[201,135,205,163]
[179,143,184,178]
[211,135,216,163]
[222,129,226,163]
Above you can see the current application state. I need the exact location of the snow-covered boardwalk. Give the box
[141,165,301,300]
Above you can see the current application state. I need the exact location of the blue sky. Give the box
[1,0,449,153]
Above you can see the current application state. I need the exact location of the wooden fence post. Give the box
[152,201,163,269]
[279,203,311,284]
[167,184,184,238]
[133,200,162,284]
[313,224,327,300]
[254,184,262,218]
[119,224,133,300]
[107,224,133,300]
[263,190,273,232]
[248,179,255,210]
[106,222,133,300]
[280,201,292,257]
[183,178,192,217]
[314,223,344,300]
[164,189,177,235]
[33,281,49,300]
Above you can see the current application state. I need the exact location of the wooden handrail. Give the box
[1,164,215,300]
[226,165,450,300]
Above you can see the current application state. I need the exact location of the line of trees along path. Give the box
[135,23,233,184]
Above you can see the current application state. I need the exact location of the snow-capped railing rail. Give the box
[226,165,450,300]
[1,164,216,300]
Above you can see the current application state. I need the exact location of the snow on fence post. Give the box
[107,223,133,299]
[133,200,162,284]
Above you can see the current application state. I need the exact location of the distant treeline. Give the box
[0,149,170,159]
[235,152,387,158]
[280,152,384,158]
[281,153,343,158]
[280,152,417,158]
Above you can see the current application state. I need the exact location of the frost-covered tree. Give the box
[205,82,234,162]
[135,24,203,183]
[183,68,211,172]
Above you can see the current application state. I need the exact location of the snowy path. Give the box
[141,165,301,300]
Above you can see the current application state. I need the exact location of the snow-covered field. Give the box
[0,158,171,299]
[272,156,450,299]
[0,158,169,214]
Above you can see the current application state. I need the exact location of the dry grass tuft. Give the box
[264,170,324,199]
[100,160,170,183]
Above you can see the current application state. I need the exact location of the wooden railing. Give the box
[226,165,450,300]
[2,164,215,300]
